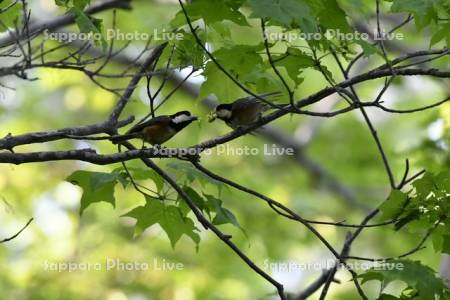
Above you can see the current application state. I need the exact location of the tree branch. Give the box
[0,0,132,48]
[119,142,287,300]
[0,116,134,151]
[0,218,33,243]
[0,147,200,165]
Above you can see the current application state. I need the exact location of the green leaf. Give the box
[378,171,449,232]
[69,7,107,50]
[170,0,248,27]
[73,0,90,10]
[212,44,265,77]
[182,186,208,214]
[204,22,233,49]
[359,260,448,300]
[90,172,119,191]
[0,1,22,28]
[167,162,223,193]
[199,44,271,102]
[431,228,444,253]
[315,0,352,32]
[55,0,90,9]
[359,270,384,284]
[249,0,317,32]
[199,61,244,104]
[380,189,408,220]
[394,209,420,230]
[170,31,205,69]
[123,197,200,248]
[204,194,240,227]
[442,235,450,254]
[113,167,164,192]
[273,47,314,86]
[436,170,450,191]
[55,0,70,6]
[66,170,118,215]
[430,222,450,253]
[430,23,450,47]
[241,64,282,93]
[412,172,436,197]
[390,0,438,30]
[356,40,382,57]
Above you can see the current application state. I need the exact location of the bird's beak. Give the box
[208,111,217,122]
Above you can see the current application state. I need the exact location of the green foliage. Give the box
[199,43,285,101]
[66,170,121,215]
[390,0,446,29]
[169,31,206,69]
[204,193,240,227]
[54,0,106,49]
[167,161,223,191]
[112,166,165,192]
[65,164,241,248]
[389,0,450,46]
[430,22,450,47]
[359,259,449,300]
[312,0,352,33]
[2,0,449,298]
[0,0,22,28]
[123,196,201,249]
[431,221,450,254]
[356,39,383,57]
[199,60,245,102]
[54,0,90,10]
[272,47,315,86]
[249,0,316,32]
[380,171,450,252]
[249,0,353,50]
[177,187,242,229]
[171,0,248,27]
[66,167,167,214]
[380,189,409,220]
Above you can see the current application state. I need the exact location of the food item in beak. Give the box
[208,111,217,122]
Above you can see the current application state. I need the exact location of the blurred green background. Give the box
[0,0,449,299]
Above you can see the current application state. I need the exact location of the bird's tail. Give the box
[110,132,140,144]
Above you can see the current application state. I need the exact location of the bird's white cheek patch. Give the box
[217,109,232,119]
[173,114,192,124]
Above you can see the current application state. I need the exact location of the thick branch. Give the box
[0,116,134,151]
[0,147,199,165]
[191,68,450,152]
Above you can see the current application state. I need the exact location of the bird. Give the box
[208,92,281,128]
[111,111,198,146]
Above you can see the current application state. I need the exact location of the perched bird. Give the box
[112,111,198,146]
[208,92,281,128]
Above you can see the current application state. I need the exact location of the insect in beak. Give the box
[208,111,217,122]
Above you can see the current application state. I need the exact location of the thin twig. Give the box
[0,218,33,243]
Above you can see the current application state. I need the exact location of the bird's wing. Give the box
[231,97,261,110]
[231,92,282,110]
[128,115,172,133]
